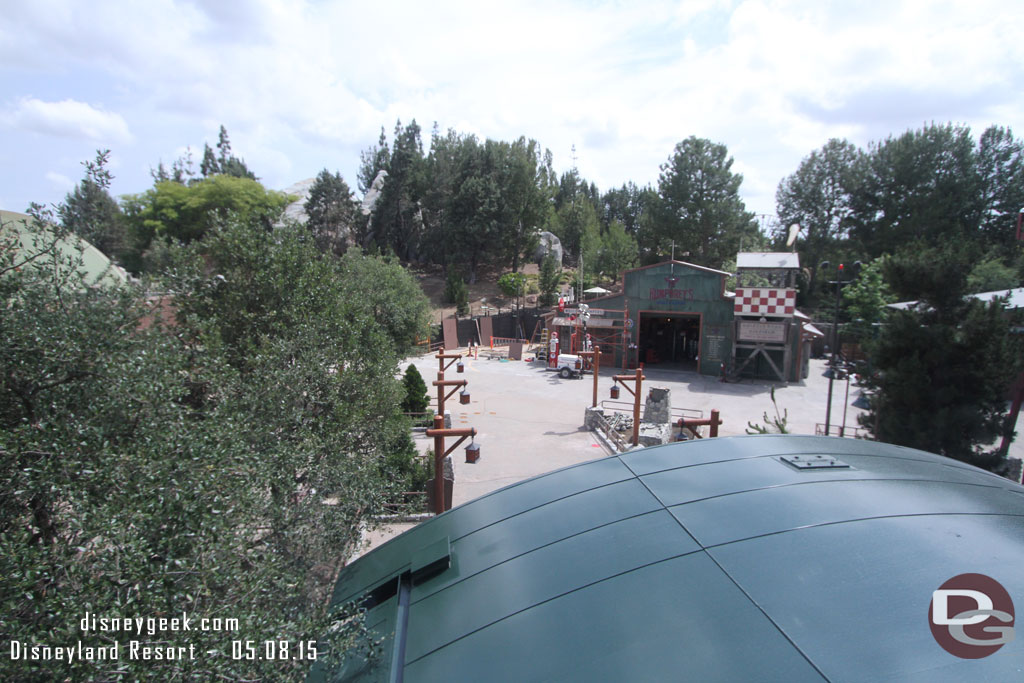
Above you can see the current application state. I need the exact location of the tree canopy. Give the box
[2,209,429,679]
[861,244,1020,470]
[305,168,359,256]
[651,136,758,270]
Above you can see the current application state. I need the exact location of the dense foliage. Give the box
[860,245,1021,470]
[1,212,427,680]
[401,364,430,414]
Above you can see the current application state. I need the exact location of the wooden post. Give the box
[632,366,643,446]
[592,346,600,408]
[431,414,445,514]
[709,409,721,437]
[433,377,467,417]
[425,420,477,515]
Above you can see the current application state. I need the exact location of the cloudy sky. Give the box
[2,0,1023,222]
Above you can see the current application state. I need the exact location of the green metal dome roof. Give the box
[312,435,1024,682]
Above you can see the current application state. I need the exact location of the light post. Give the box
[433,377,468,416]
[819,261,861,436]
[425,416,477,514]
[611,366,645,446]
[580,345,601,408]
[436,351,462,375]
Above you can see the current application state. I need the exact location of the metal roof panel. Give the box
[411,478,664,601]
[671,478,1024,547]
[710,514,1024,681]
[404,552,827,682]
[404,510,699,662]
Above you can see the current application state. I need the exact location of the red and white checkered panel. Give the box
[734,288,796,317]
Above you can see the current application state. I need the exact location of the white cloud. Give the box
[2,0,1023,214]
[45,171,74,191]
[3,98,133,144]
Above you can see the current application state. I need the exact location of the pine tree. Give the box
[401,364,430,414]
[863,244,1020,471]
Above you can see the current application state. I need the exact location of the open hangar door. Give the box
[638,312,701,369]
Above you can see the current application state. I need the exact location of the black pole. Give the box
[824,264,843,436]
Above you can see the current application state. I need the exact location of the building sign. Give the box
[552,317,618,327]
[703,326,728,363]
[563,308,605,316]
[650,288,695,302]
[738,320,787,343]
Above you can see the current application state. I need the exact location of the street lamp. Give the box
[819,260,861,436]
[611,367,645,446]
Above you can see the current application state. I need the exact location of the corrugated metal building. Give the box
[554,260,735,376]
[312,435,1024,682]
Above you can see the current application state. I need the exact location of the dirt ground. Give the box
[411,263,543,323]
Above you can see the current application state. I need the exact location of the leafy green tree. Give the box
[420,125,463,268]
[580,218,603,282]
[968,254,1019,293]
[2,212,417,680]
[775,139,861,302]
[197,126,256,179]
[496,137,548,272]
[596,220,638,283]
[600,182,651,236]
[358,126,391,195]
[306,169,358,256]
[335,250,432,356]
[200,142,219,177]
[538,250,561,307]
[862,244,1019,470]
[449,140,503,282]
[368,119,427,261]
[445,269,469,315]
[555,191,601,266]
[745,387,790,434]
[121,175,291,272]
[848,123,981,258]
[58,149,126,260]
[401,364,430,414]
[652,136,757,269]
[498,271,527,300]
[842,257,892,344]
[977,125,1024,251]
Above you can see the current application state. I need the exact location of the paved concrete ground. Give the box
[355,348,1024,556]
[414,350,872,507]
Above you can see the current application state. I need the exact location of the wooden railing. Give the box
[815,424,872,439]
[593,410,630,452]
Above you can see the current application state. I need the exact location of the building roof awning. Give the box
[802,322,825,339]
[890,287,1024,312]
[737,252,800,270]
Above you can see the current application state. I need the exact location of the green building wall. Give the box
[587,261,734,376]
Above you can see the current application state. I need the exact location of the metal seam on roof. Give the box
[404,547,708,667]
[698,511,1024,551]
[443,453,633,508]
[442,476,645,545]
[627,449,1010,481]
[659,475,1010,508]
[701,546,831,680]
[408,507,662,607]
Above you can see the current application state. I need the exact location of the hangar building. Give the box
[549,255,820,381]
[310,435,1024,682]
